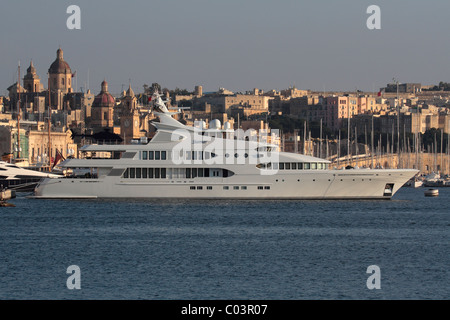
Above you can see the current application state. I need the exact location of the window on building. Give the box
[142,151,148,160]
[155,151,160,160]
[149,151,154,160]
[155,168,160,178]
[161,151,167,160]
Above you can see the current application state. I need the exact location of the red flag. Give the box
[52,149,65,169]
[148,96,152,102]
[377,91,381,96]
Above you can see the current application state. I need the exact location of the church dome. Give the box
[48,48,72,74]
[92,80,115,108]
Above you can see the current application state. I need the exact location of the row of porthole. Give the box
[189,186,213,190]
[189,186,271,190]
[224,153,249,158]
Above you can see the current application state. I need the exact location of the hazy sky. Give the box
[1,0,450,96]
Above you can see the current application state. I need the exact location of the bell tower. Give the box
[120,84,141,144]
[23,60,41,93]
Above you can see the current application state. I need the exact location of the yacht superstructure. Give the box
[33,92,418,199]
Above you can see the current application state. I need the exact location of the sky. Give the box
[1,0,450,96]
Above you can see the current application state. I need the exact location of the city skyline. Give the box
[2,0,450,95]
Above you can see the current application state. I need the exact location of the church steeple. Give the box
[23,60,41,93]
[57,47,63,60]
[101,79,108,93]
[126,83,135,97]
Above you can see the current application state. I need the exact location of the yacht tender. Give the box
[0,161,60,191]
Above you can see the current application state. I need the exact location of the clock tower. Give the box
[120,84,141,144]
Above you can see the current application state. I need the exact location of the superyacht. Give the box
[33,91,418,199]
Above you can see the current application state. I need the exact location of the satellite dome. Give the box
[209,119,221,130]
[224,121,232,130]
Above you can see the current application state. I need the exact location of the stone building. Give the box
[23,61,43,93]
[120,84,145,144]
[48,48,73,110]
[90,80,115,132]
[0,122,76,166]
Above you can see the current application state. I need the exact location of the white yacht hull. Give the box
[33,169,417,200]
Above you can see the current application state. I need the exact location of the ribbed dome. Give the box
[92,80,115,108]
[48,48,71,74]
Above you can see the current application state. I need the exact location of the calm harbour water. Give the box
[0,187,449,300]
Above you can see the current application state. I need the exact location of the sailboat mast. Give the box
[17,61,21,160]
[371,115,374,168]
[48,73,52,168]
[395,79,401,168]
[440,129,443,174]
[319,119,322,159]
[347,99,350,166]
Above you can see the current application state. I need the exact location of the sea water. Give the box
[0,187,449,299]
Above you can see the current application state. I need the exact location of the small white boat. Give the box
[424,189,439,197]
